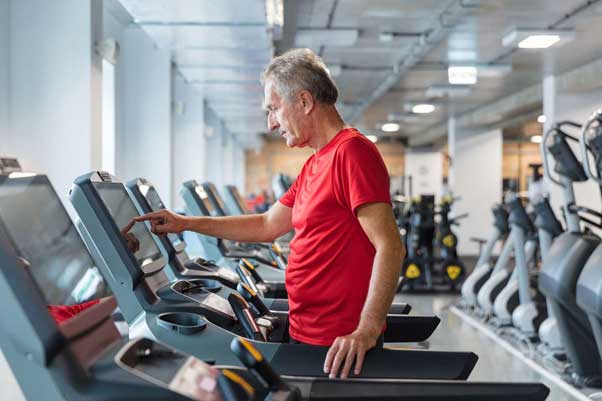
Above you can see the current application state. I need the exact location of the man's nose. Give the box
[268,113,279,131]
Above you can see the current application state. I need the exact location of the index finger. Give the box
[120,219,136,235]
[133,211,165,222]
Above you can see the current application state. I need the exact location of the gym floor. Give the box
[391,291,591,401]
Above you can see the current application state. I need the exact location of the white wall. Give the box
[115,27,172,207]
[454,129,503,255]
[1,0,102,218]
[172,73,207,210]
[0,0,8,141]
[405,150,443,199]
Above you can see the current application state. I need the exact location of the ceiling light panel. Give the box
[119,0,267,24]
[502,28,574,49]
[412,104,435,114]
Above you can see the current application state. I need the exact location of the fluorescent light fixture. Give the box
[381,123,400,132]
[426,85,472,98]
[537,114,546,124]
[502,28,574,49]
[412,104,435,114]
[519,35,560,49]
[295,29,358,48]
[366,135,378,143]
[265,0,284,40]
[448,66,478,85]
[530,135,542,144]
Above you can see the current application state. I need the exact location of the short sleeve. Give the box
[334,137,391,213]
[279,177,298,208]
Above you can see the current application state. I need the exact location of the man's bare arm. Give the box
[134,201,293,243]
[324,202,405,378]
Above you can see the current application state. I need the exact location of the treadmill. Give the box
[69,171,481,380]
[224,184,252,215]
[127,177,441,343]
[201,181,289,265]
[0,238,551,401]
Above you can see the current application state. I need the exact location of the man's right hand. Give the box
[134,209,188,235]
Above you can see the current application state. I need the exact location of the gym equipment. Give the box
[435,196,467,288]
[181,179,284,270]
[0,156,21,174]
[127,177,422,333]
[402,195,467,291]
[201,181,288,267]
[69,171,486,379]
[461,204,509,308]
[539,120,602,387]
[224,184,251,215]
[490,197,540,328]
[576,110,602,383]
[0,237,551,401]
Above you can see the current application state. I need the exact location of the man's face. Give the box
[263,80,309,148]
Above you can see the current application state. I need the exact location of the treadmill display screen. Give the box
[0,175,108,305]
[93,182,163,271]
[204,183,227,215]
[227,186,249,214]
[194,185,218,217]
[143,185,184,250]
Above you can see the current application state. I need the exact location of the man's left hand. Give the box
[323,328,379,379]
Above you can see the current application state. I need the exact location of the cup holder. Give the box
[157,312,207,334]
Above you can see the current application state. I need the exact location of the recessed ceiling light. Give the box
[381,123,400,132]
[366,135,378,143]
[502,28,573,49]
[412,104,435,114]
[537,114,546,124]
[518,35,560,49]
[448,66,478,85]
[530,135,542,144]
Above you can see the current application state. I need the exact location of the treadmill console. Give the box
[116,338,227,401]
[0,174,108,304]
[93,180,165,274]
[0,157,21,174]
[139,181,186,253]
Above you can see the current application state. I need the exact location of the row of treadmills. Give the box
[0,157,550,400]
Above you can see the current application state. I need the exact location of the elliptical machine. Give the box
[461,203,509,308]
[538,120,602,387]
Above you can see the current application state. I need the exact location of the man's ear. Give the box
[298,90,315,115]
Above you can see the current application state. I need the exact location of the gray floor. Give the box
[391,292,587,401]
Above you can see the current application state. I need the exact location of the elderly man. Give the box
[135,48,405,379]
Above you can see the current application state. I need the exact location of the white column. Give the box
[116,27,172,207]
[4,0,102,217]
[172,73,207,210]
[454,129,503,255]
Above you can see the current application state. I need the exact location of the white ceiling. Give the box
[116,0,602,147]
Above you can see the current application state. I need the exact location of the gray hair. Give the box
[261,48,339,105]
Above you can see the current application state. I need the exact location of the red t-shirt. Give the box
[47,300,100,324]
[279,128,391,345]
